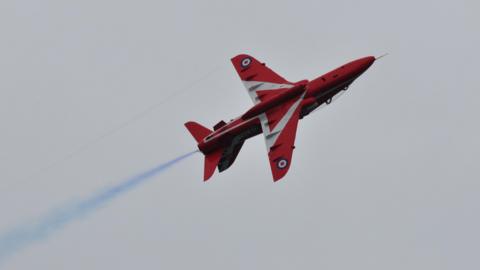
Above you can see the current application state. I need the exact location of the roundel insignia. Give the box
[276,158,289,169]
[241,57,252,68]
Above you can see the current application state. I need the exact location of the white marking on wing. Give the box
[259,93,305,150]
[243,81,293,92]
[242,81,294,104]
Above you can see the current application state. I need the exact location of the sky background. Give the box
[0,0,479,269]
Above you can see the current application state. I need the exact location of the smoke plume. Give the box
[0,150,198,265]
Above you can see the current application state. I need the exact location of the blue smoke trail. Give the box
[0,150,198,264]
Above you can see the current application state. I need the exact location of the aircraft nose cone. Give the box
[361,56,376,70]
[339,56,376,81]
[351,56,375,76]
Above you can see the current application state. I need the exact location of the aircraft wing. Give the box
[231,53,304,181]
[231,54,294,104]
[260,92,305,181]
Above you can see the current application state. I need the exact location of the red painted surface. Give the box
[305,56,375,99]
[231,54,291,84]
[185,55,376,181]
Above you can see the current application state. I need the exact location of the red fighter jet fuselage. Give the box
[185,54,377,181]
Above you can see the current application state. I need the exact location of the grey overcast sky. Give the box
[0,0,479,269]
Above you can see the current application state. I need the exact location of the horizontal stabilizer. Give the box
[204,149,223,181]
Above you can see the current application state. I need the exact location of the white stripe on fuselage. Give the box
[205,84,303,149]
[204,117,255,142]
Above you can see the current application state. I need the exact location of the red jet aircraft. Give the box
[185,54,377,181]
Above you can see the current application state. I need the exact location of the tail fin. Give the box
[185,121,223,181]
[184,121,212,143]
